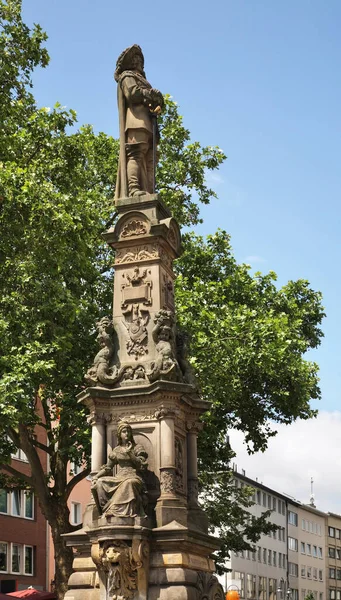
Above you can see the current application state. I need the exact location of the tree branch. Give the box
[31,438,53,455]
[0,463,33,486]
[65,467,91,499]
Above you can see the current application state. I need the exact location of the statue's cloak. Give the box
[114,71,153,202]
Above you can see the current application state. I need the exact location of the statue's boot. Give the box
[126,142,148,197]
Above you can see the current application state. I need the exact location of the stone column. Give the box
[89,413,106,473]
[187,425,199,507]
[159,414,176,497]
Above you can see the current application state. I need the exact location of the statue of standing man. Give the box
[114,45,164,200]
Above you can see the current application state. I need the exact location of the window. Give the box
[0,490,8,514]
[12,544,21,573]
[273,551,277,567]
[307,567,312,579]
[70,461,81,475]
[318,547,323,559]
[246,550,250,560]
[263,548,267,564]
[336,529,340,540]
[309,521,314,533]
[330,590,336,600]
[1,490,34,519]
[268,549,272,565]
[71,502,82,526]
[288,510,298,525]
[282,528,286,541]
[258,576,266,600]
[24,546,34,575]
[24,491,34,519]
[330,568,336,579]
[0,543,8,572]
[289,563,298,577]
[279,553,282,568]
[301,566,306,577]
[313,568,318,580]
[313,546,318,558]
[12,490,21,516]
[302,519,306,530]
[302,590,306,600]
[289,537,298,551]
[257,491,261,504]
[273,498,276,511]
[319,570,323,581]
[267,495,271,509]
[337,549,341,560]
[307,544,312,556]
[292,591,299,600]
[269,578,276,600]
[263,493,267,507]
[283,555,286,569]
[11,448,28,462]
[319,594,323,600]
[301,542,306,554]
[329,547,336,559]
[234,572,245,598]
[247,574,256,599]
[337,593,341,600]
[0,543,34,576]
[337,570,341,581]
[329,527,336,538]
[257,546,261,562]
[273,529,277,539]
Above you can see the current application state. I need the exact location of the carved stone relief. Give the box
[91,538,150,600]
[161,272,175,310]
[147,310,182,383]
[160,469,176,495]
[196,572,225,600]
[123,305,149,359]
[121,267,152,311]
[115,244,158,264]
[120,219,148,239]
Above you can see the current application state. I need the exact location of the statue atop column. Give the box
[114,44,164,200]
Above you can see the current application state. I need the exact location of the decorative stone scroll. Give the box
[197,572,225,600]
[120,219,148,238]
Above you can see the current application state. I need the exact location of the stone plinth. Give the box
[64,193,223,600]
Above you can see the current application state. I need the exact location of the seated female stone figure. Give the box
[91,422,148,518]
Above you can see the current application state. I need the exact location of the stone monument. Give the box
[64,44,224,600]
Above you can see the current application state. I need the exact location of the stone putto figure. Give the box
[114,44,164,199]
[91,422,148,518]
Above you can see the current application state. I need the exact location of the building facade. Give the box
[0,448,48,592]
[220,473,288,600]
[287,500,326,600]
[326,513,341,600]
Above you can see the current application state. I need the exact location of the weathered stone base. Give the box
[63,518,224,600]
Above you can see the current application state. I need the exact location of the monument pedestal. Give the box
[64,192,224,600]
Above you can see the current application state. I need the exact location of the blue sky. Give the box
[22,0,341,414]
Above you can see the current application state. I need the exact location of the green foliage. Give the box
[175,231,323,460]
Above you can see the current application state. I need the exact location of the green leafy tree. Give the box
[0,0,325,597]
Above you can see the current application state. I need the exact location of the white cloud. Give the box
[229,411,341,514]
[243,255,266,264]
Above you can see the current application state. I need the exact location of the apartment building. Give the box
[0,448,48,592]
[287,500,326,600]
[326,513,341,600]
[220,472,288,599]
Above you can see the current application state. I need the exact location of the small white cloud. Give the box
[205,171,225,185]
[243,255,266,264]
[229,411,341,514]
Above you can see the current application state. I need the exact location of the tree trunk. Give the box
[50,514,75,600]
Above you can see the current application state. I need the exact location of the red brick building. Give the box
[0,448,48,592]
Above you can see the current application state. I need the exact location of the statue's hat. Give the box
[114,45,144,82]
